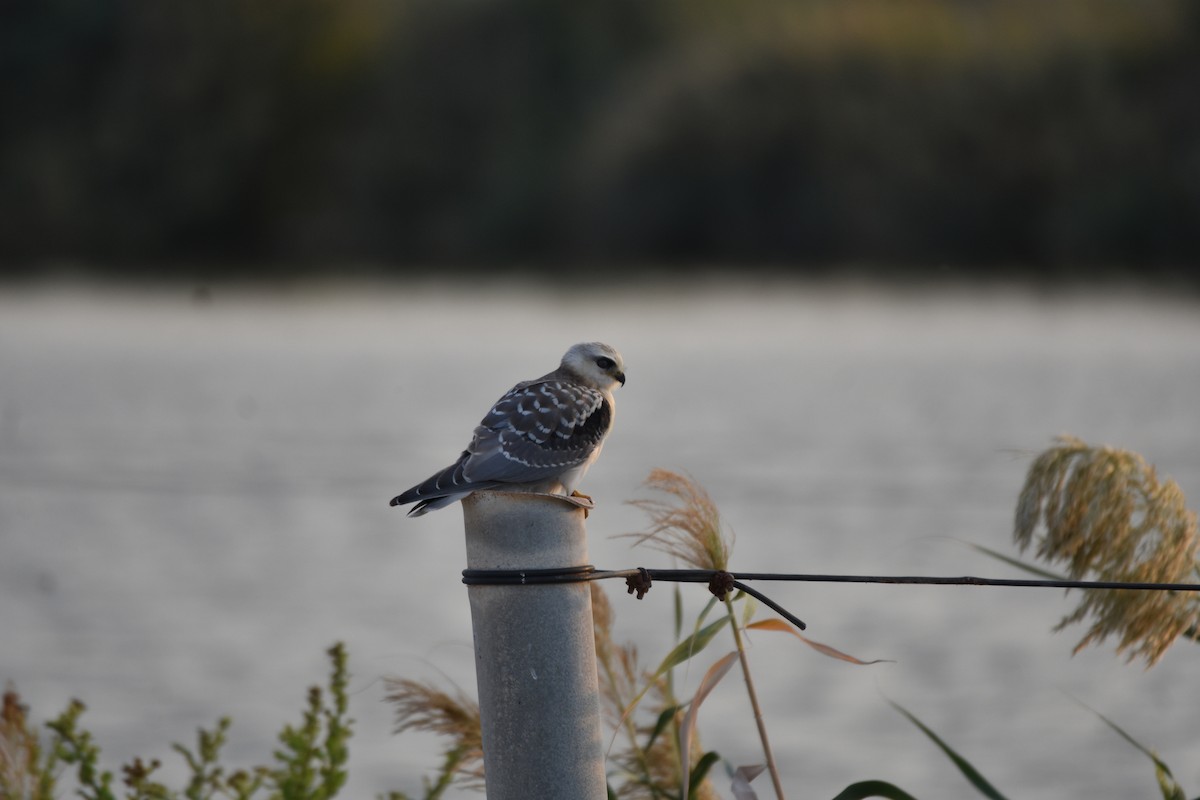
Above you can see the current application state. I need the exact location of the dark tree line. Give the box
[3,0,1198,281]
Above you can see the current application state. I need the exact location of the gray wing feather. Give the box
[464,380,611,481]
[389,379,612,510]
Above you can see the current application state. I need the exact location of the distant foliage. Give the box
[2,0,1199,275]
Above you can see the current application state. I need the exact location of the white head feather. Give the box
[560,342,626,392]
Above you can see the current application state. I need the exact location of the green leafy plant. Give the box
[1,687,61,800]
[621,469,883,800]
[624,469,782,799]
[593,581,726,800]
[0,644,353,800]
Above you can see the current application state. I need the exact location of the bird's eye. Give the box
[595,356,615,370]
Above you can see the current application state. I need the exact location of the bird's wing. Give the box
[462,379,613,483]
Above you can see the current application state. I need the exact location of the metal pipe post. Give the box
[462,491,607,800]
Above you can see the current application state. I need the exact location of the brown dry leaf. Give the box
[747,618,891,665]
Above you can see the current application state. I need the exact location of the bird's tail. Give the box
[390,453,499,515]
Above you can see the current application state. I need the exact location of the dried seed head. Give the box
[1015,436,1200,665]
[623,469,733,571]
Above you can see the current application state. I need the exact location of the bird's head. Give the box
[562,342,626,391]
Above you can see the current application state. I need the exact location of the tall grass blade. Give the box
[655,617,731,676]
[964,542,1067,580]
[1073,700,1186,800]
[674,585,685,641]
[830,780,921,800]
[888,701,1008,800]
[687,751,720,798]
[679,652,738,800]
[645,705,681,752]
[608,615,730,761]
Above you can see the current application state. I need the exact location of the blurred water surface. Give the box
[2,282,1199,798]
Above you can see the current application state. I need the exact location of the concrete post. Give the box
[462,492,607,800]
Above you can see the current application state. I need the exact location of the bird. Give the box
[390,342,626,517]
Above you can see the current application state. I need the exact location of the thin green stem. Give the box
[724,598,785,800]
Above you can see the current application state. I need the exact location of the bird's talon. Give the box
[570,490,594,518]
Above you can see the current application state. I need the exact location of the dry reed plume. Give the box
[624,468,731,571]
[1015,435,1200,665]
[384,679,484,790]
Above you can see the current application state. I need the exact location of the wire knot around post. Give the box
[708,570,736,601]
[462,565,596,585]
[625,567,653,599]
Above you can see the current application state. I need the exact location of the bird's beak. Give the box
[616,372,626,386]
